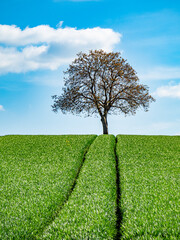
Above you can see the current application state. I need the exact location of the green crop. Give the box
[0,135,96,239]
[39,135,117,239]
[1,134,179,239]
[116,135,180,239]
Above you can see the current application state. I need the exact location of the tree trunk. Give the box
[101,115,108,134]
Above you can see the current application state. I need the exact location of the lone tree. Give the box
[52,50,155,134]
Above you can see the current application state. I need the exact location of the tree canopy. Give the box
[52,50,155,134]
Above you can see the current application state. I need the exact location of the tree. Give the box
[52,50,155,134]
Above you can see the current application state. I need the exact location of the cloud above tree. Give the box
[0,24,121,74]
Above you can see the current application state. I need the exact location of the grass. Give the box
[39,135,117,239]
[0,135,96,239]
[1,134,179,239]
[116,135,180,239]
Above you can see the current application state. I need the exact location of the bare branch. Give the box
[52,49,155,134]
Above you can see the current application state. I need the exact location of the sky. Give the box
[0,0,180,136]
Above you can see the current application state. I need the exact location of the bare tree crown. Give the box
[52,50,155,134]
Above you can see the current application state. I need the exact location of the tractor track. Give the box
[115,137,123,240]
[34,136,97,239]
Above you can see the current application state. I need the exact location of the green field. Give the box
[0,134,179,239]
[0,135,96,239]
[116,135,180,239]
[39,134,117,239]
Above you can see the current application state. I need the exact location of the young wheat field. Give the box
[0,134,179,239]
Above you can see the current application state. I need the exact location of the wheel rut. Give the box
[35,137,96,239]
[115,137,123,240]
[35,136,122,239]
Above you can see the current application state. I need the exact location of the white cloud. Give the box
[139,67,180,81]
[0,105,5,111]
[0,45,71,73]
[154,83,180,98]
[0,24,121,74]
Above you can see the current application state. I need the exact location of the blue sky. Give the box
[0,0,180,135]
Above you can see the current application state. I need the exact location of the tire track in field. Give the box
[35,137,97,239]
[115,137,123,240]
[68,137,97,197]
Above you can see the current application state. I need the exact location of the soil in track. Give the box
[115,137,123,240]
